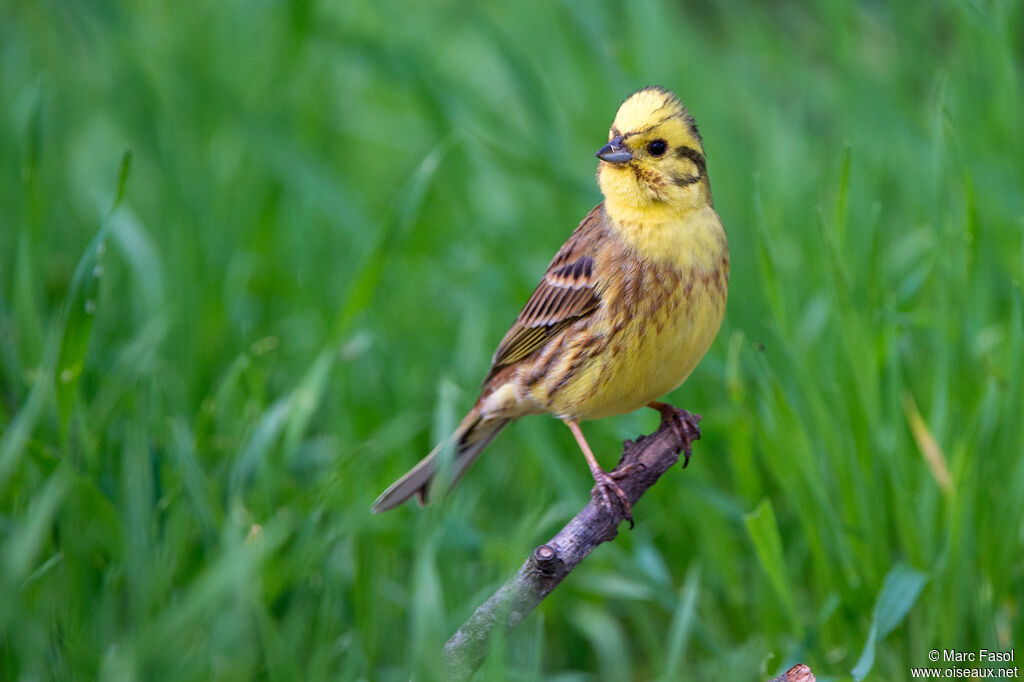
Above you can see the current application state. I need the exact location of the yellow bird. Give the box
[372,86,729,519]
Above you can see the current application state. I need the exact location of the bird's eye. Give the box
[647,139,668,157]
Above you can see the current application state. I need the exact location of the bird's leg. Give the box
[563,419,633,526]
[647,401,702,467]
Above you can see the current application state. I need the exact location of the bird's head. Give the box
[596,86,710,219]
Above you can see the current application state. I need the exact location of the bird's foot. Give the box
[648,401,702,467]
[591,468,634,529]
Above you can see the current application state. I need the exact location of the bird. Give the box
[371,86,729,521]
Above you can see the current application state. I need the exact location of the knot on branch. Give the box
[531,544,559,576]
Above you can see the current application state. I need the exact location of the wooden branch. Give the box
[442,405,702,680]
[769,664,816,682]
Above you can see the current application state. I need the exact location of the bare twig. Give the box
[442,405,701,680]
[769,664,816,682]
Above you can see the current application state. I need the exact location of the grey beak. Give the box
[596,136,633,163]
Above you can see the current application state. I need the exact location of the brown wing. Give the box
[484,205,607,383]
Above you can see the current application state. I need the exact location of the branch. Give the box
[770,664,816,682]
[442,405,702,680]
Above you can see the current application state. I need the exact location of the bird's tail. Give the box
[370,408,510,513]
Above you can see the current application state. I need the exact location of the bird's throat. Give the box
[604,202,727,275]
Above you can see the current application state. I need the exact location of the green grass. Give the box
[2,0,1022,680]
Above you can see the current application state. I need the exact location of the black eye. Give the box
[647,139,668,156]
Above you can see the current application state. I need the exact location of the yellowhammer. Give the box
[372,86,729,520]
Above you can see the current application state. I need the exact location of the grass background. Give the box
[1,0,1022,679]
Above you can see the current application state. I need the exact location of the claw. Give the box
[591,469,633,528]
[647,401,702,466]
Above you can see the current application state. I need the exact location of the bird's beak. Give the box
[595,136,633,164]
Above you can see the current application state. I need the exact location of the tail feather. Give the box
[370,411,510,513]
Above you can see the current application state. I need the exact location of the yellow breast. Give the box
[540,206,728,420]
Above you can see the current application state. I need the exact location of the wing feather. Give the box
[486,206,607,381]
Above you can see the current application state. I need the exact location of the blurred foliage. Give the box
[1,0,1022,680]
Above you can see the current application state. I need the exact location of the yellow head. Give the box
[596,86,711,219]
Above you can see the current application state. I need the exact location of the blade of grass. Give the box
[2,464,71,584]
[744,498,802,635]
[56,151,131,429]
[660,562,701,681]
[851,564,928,681]
[331,136,457,340]
[229,346,336,496]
